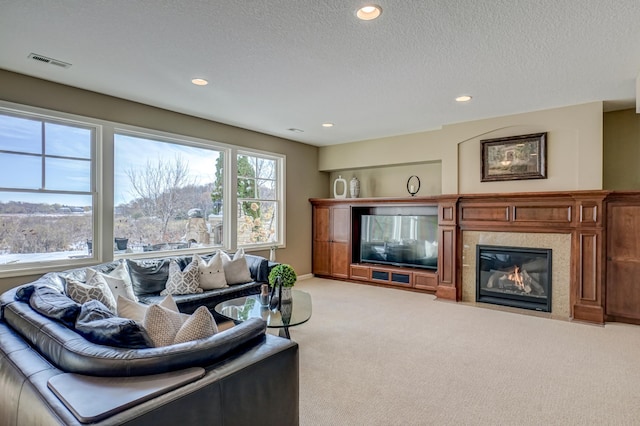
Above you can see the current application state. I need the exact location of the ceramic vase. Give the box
[281,287,292,303]
[349,177,360,198]
[333,175,347,198]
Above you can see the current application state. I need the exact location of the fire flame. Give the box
[508,266,525,290]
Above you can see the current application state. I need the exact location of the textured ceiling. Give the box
[1,0,639,146]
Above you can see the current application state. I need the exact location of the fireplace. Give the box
[476,245,552,312]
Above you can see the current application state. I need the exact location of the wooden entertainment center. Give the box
[311,191,640,325]
[310,196,457,298]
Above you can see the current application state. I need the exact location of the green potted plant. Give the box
[269,263,297,305]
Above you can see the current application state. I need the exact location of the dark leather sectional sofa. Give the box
[0,253,299,425]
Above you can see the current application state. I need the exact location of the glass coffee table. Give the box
[214,289,312,339]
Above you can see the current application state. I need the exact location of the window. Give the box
[0,110,96,266]
[236,152,281,247]
[114,132,224,255]
[0,101,286,274]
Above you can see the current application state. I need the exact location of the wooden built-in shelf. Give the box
[311,190,640,325]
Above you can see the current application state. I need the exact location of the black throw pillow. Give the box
[75,300,152,349]
[126,258,170,296]
[15,284,36,302]
[29,286,82,328]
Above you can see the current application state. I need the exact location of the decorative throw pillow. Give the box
[126,258,171,296]
[160,259,202,296]
[117,294,186,324]
[143,303,217,347]
[221,248,253,285]
[15,284,37,302]
[173,306,218,344]
[66,274,117,313]
[143,303,188,347]
[86,260,137,302]
[194,252,227,290]
[28,286,82,329]
[75,300,152,349]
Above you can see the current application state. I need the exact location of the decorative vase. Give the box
[269,247,276,262]
[280,300,293,325]
[349,176,360,198]
[333,175,347,199]
[281,287,292,303]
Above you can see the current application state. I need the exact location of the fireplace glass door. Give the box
[476,245,552,312]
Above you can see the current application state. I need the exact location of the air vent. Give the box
[28,53,71,69]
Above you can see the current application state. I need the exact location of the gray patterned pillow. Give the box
[143,303,185,347]
[174,306,218,344]
[66,274,117,313]
[160,259,202,296]
[143,304,217,347]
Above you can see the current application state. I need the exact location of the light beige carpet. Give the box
[290,277,640,426]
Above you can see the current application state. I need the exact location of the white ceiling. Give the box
[1,1,639,147]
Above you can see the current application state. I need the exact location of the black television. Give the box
[360,214,438,270]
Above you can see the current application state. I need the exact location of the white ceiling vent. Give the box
[28,53,71,69]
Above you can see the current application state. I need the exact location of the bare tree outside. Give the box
[126,156,195,241]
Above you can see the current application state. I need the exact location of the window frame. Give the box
[0,101,101,277]
[0,101,287,278]
[235,148,286,250]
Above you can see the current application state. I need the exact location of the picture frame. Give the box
[480,132,547,182]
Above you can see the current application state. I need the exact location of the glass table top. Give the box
[214,289,312,329]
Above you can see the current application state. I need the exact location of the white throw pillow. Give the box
[66,274,117,313]
[86,261,137,302]
[221,248,253,285]
[161,259,203,296]
[117,294,184,324]
[194,253,228,290]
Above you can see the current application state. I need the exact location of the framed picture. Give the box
[481,133,547,182]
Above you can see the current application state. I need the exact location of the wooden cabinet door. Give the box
[331,242,350,279]
[330,206,351,278]
[312,204,351,278]
[313,240,331,276]
[314,206,330,242]
[312,206,331,276]
[331,206,350,243]
[606,204,640,322]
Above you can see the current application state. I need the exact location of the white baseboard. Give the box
[297,273,314,281]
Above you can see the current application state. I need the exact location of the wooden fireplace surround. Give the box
[311,190,608,324]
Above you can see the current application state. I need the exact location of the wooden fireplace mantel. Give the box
[310,190,610,324]
[455,190,608,324]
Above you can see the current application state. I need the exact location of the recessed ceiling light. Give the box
[191,78,209,86]
[455,95,472,102]
[356,5,382,20]
[322,123,334,128]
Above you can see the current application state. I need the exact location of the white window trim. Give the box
[0,101,287,278]
[0,101,103,278]
[235,148,286,251]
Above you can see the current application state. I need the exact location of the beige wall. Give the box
[603,108,640,189]
[329,162,442,198]
[320,102,603,194]
[0,70,328,291]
